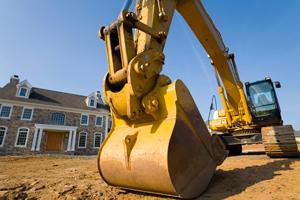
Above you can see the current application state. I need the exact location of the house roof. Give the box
[17,80,32,89]
[0,80,110,112]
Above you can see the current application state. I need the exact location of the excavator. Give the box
[97,0,299,198]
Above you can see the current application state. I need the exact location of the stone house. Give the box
[0,75,111,155]
[295,130,300,143]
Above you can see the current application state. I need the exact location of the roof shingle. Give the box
[0,81,110,111]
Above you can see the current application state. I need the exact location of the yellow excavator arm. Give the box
[100,0,252,132]
[98,0,228,198]
[176,0,253,130]
[96,0,260,198]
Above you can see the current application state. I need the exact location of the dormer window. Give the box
[19,87,28,97]
[89,98,95,107]
[16,80,32,99]
[85,92,101,108]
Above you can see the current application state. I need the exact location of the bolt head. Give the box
[151,98,159,108]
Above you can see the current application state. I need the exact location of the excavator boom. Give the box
[177,0,254,131]
[177,0,241,113]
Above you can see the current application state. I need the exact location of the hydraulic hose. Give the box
[120,0,133,15]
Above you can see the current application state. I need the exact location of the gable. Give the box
[16,80,33,98]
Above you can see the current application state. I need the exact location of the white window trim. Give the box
[95,115,103,127]
[85,93,98,108]
[89,98,96,108]
[15,127,29,148]
[16,87,29,98]
[0,104,13,119]
[78,132,87,148]
[51,112,66,125]
[21,107,34,121]
[0,126,8,147]
[93,132,104,148]
[80,114,89,126]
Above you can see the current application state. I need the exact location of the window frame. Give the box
[108,117,112,129]
[93,132,104,148]
[21,107,34,121]
[51,112,66,125]
[78,132,87,148]
[15,127,29,148]
[17,87,29,98]
[89,98,96,108]
[95,115,103,127]
[0,104,13,119]
[80,114,89,126]
[0,126,8,147]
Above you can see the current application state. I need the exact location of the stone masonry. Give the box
[0,75,111,155]
[0,104,109,155]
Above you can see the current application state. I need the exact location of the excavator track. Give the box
[262,125,299,158]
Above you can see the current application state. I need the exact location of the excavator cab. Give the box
[245,78,282,126]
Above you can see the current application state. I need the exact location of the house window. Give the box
[80,114,89,125]
[0,127,7,147]
[78,132,87,148]
[51,113,65,125]
[19,87,28,97]
[21,108,33,120]
[89,99,95,107]
[0,105,12,119]
[15,128,29,147]
[108,118,112,129]
[94,132,104,148]
[95,116,103,127]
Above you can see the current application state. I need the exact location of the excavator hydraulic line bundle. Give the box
[97,0,227,198]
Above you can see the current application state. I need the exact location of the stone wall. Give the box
[0,103,108,155]
[75,116,107,155]
[0,104,35,155]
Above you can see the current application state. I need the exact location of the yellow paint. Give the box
[99,79,226,198]
[97,0,273,197]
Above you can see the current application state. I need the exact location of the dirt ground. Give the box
[0,145,300,200]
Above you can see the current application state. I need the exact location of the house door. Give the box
[45,132,64,151]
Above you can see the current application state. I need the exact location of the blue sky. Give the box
[0,0,299,129]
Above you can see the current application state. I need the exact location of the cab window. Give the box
[248,82,276,112]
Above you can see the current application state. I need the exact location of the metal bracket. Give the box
[122,12,166,41]
[124,132,138,170]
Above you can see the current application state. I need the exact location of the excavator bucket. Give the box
[98,80,227,199]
